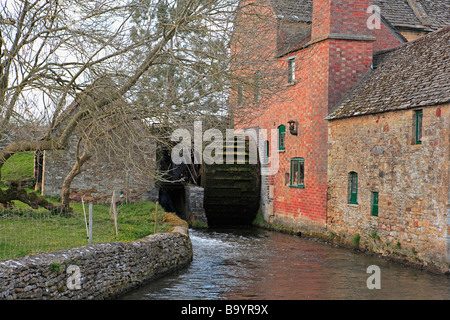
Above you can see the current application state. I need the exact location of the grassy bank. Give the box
[1,152,34,182]
[0,200,170,261]
[0,153,178,261]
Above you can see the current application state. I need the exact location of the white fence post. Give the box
[89,203,93,246]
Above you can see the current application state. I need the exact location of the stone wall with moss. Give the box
[0,214,192,300]
[327,104,450,272]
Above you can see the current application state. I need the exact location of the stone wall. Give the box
[184,186,207,225]
[0,217,193,300]
[327,104,450,272]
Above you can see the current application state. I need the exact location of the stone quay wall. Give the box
[0,218,193,300]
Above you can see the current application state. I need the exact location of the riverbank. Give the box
[0,214,193,300]
[252,213,450,275]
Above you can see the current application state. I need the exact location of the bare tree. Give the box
[0,0,137,173]
[0,0,292,208]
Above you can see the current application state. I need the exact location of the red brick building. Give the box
[232,0,449,237]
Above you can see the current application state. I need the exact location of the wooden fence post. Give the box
[112,191,118,237]
[154,201,159,234]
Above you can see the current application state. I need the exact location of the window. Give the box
[263,140,270,164]
[371,192,379,217]
[287,57,296,84]
[278,125,286,151]
[238,84,244,106]
[415,110,423,145]
[348,172,358,204]
[254,71,261,103]
[290,158,305,188]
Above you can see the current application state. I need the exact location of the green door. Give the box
[371,192,379,217]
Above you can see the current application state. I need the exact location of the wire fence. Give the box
[0,199,165,262]
[0,208,90,261]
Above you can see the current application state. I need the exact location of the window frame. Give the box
[254,71,261,104]
[237,83,244,106]
[415,110,423,145]
[287,56,296,84]
[263,140,270,165]
[278,125,286,151]
[348,172,358,205]
[290,157,305,188]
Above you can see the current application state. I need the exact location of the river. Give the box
[121,227,450,300]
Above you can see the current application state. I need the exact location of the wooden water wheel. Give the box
[201,136,261,227]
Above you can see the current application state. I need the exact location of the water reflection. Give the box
[121,228,450,300]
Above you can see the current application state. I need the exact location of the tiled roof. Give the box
[271,0,450,29]
[270,0,313,23]
[419,0,450,27]
[276,22,311,57]
[376,0,422,27]
[327,26,450,120]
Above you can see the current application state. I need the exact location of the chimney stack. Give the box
[312,0,374,40]
[310,0,375,109]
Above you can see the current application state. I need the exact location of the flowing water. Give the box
[121,228,450,300]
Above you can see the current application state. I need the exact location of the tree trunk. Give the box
[0,181,71,214]
[61,151,92,206]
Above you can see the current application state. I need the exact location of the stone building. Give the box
[326,27,450,269]
[41,136,159,204]
[232,0,450,270]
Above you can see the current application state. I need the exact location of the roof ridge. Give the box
[271,0,450,29]
[407,0,432,26]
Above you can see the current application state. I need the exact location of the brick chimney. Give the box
[310,0,375,109]
[312,0,374,39]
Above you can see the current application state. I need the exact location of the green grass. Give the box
[352,234,361,247]
[0,200,170,261]
[1,152,35,182]
[0,152,175,261]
